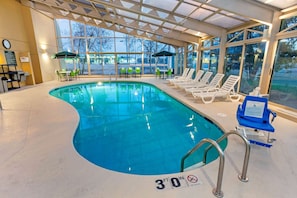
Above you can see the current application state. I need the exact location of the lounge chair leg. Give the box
[201,96,215,104]
[230,94,241,102]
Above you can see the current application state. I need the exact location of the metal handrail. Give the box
[204,130,251,182]
[181,138,225,198]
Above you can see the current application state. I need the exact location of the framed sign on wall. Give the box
[4,50,17,65]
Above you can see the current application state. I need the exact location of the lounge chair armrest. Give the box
[206,87,218,92]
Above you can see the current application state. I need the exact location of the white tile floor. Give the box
[0,77,297,198]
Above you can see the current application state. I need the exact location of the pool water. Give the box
[50,82,227,175]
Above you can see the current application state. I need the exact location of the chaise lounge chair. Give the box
[185,73,225,94]
[173,70,205,87]
[236,95,277,147]
[167,68,190,84]
[168,68,195,85]
[191,75,240,104]
[176,71,213,89]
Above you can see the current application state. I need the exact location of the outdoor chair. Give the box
[120,68,126,78]
[185,73,225,94]
[176,71,213,89]
[70,70,76,80]
[155,68,161,78]
[236,95,277,147]
[168,68,195,85]
[191,75,240,104]
[127,67,133,77]
[167,68,189,83]
[55,70,66,81]
[135,67,141,77]
[173,70,204,86]
[166,68,172,78]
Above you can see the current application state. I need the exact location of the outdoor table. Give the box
[59,70,71,81]
[159,69,168,79]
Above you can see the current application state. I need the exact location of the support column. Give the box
[260,11,282,94]
[218,31,227,74]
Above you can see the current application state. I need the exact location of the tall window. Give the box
[269,37,297,109]
[223,46,241,91]
[225,25,268,94]
[240,43,266,94]
[200,38,220,74]
[201,49,219,74]
[187,52,197,69]
[269,15,297,110]
[224,46,242,79]
[187,44,197,70]
[177,47,184,75]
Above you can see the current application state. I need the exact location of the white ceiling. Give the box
[253,0,297,9]
[19,0,297,46]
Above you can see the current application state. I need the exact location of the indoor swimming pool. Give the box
[50,81,227,175]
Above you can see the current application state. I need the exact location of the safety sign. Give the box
[155,173,202,190]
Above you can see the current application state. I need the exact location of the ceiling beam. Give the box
[92,0,225,37]
[22,0,199,45]
[207,0,276,25]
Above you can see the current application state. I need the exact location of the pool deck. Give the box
[0,77,297,198]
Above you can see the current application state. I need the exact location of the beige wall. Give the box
[30,9,60,82]
[0,0,59,85]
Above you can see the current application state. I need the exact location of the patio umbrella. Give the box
[152,51,176,57]
[53,51,78,59]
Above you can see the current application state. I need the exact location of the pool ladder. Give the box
[180,130,251,198]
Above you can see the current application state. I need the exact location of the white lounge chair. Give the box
[192,75,240,104]
[173,70,204,87]
[167,68,189,84]
[176,71,213,89]
[168,68,195,85]
[185,73,225,94]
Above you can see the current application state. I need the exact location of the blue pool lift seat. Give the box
[236,95,277,147]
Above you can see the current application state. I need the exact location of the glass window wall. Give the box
[227,31,244,43]
[55,19,178,75]
[71,21,85,37]
[187,52,197,69]
[280,16,297,31]
[269,37,297,109]
[89,54,103,75]
[57,38,72,52]
[86,25,101,37]
[246,24,268,40]
[201,49,219,73]
[224,46,242,78]
[87,38,101,53]
[240,43,266,94]
[78,54,88,75]
[55,19,70,37]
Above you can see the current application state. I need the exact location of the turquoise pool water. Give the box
[50,82,227,175]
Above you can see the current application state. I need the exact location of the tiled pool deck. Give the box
[0,77,297,198]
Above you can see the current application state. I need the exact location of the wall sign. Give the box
[4,50,17,65]
[155,173,202,191]
[20,56,30,63]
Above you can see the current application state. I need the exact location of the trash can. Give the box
[0,77,8,93]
